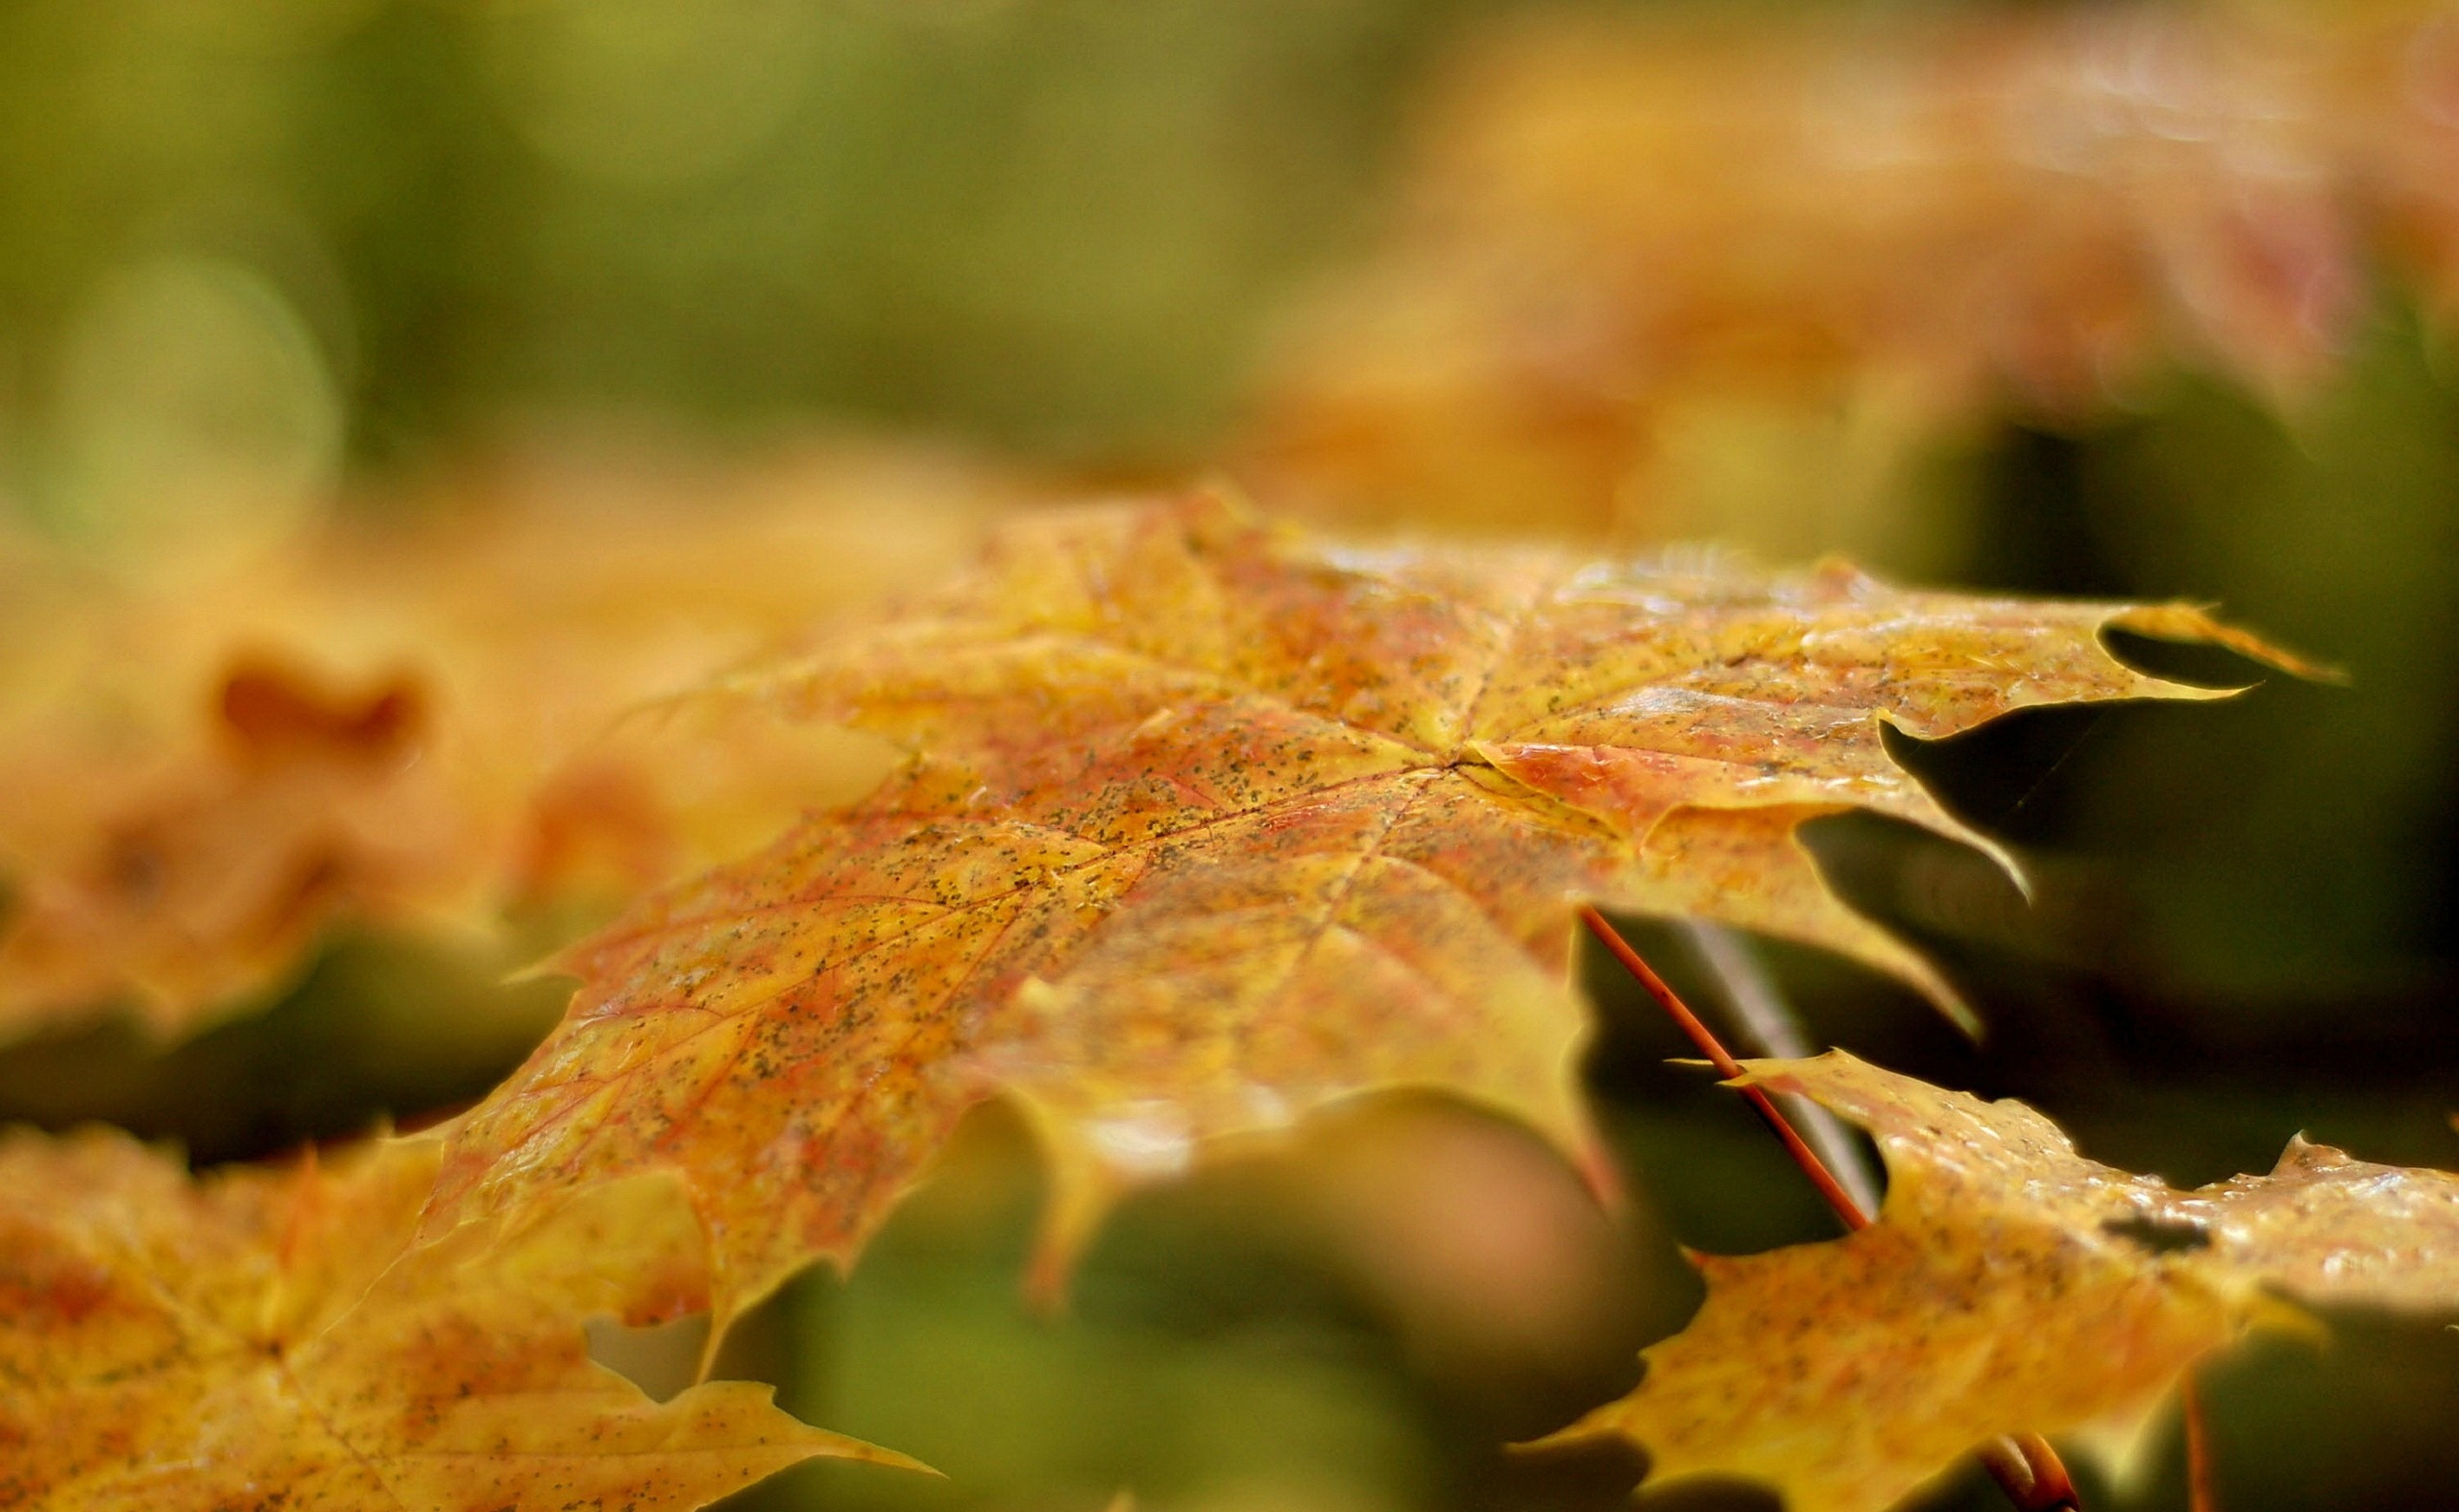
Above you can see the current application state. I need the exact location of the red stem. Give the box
[1577,905,1869,1231]
[1978,1434,2081,1512]
[1578,903,2080,1512]
[2183,1375,2217,1512]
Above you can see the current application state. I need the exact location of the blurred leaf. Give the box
[0,442,1008,1042]
[0,1127,915,1510]
[1244,4,2459,545]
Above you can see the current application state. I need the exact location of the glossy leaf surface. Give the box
[429,495,2308,1323]
[1547,1053,2459,1512]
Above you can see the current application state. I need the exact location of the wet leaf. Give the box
[1545,1052,2459,1512]
[0,1126,916,1511]
[427,494,2311,1326]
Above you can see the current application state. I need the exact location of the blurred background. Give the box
[2,2,2455,1510]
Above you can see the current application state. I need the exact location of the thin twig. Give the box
[1578,904,2080,1512]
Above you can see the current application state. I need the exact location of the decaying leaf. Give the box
[0,1126,915,1511]
[0,443,1007,1042]
[1545,1052,2459,1512]
[1242,4,2456,537]
[426,494,2312,1327]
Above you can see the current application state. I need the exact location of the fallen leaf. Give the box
[1543,1051,2459,1512]
[426,493,2312,1327]
[0,1126,916,1510]
[0,441,1007,1042]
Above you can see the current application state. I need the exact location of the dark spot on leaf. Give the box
[2101,1212,2210,1255]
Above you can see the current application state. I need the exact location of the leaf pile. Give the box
[1546,1053,2459,1512]
[426,494,2314,1327]
[1245,4,2459,533]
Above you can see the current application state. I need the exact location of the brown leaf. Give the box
[426,494,2310,1326]
[0,1127,916,1510]
[1545,1052,2459,1512]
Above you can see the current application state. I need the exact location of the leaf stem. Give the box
[1576,903,2081,1512]
[1577,905,1868,1231]
[1678,920,1885,1217]
[2184,1375,2218,1512]
[1977,1434,2081,1512]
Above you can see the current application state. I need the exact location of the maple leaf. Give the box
[0,444,1002,1042]
[0,655,485,1036]
[1542,1052,2459,1512]
[0,1126,916,1511]
[1243,6,2386,535]
[426,494,2313,1327]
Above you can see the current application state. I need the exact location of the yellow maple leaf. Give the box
[0,1127,916,1510]
[425,494,2313,1329]
[1543,1051,2459,1512]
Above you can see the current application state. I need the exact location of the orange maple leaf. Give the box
[0,1126,916,1510]
[424,494,2313,1329]
[1243,5,2453,535]
[1542,1051,2459,1512]
[0,445,1001,1042]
